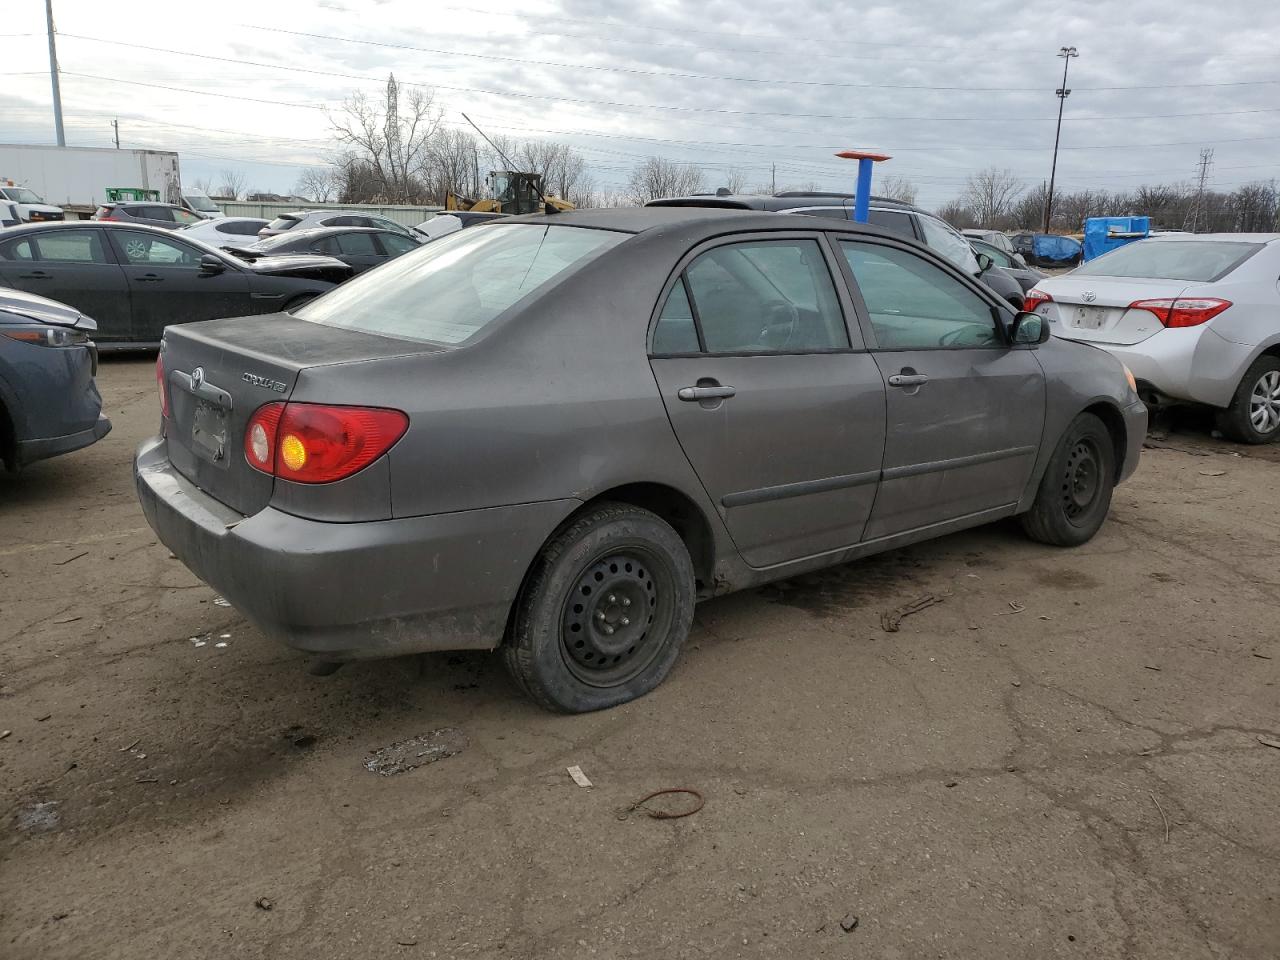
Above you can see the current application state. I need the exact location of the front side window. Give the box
[841,241,1000,351]
[297,223,627,345]
[682,239,849,354]
[116,232,200,266]
[917,215,981,274]
[139,206,175,222]
[378,232,419,255]
[3,187,43,204]
[975,242,1013,268]
[371,217,411,236]
[31,230,109,263]
[173,208,204,225]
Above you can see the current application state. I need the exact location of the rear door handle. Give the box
[135,273,162,282]
[678,385,736,401]
[18,271,50,279]
[888,374,929,388]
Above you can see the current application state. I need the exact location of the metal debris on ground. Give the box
[255,897,274,911]
[212,596,231,607]
[840,914,860,932]
[363,728,468,776]
[397,937,418,946]
[0,730,10,741]
[1199,469,1226,477]
[997,600,1026,616]
[119,738,140,752]
[52,552,88,566]
[1149,791,1171,843]
[567,765,593,788]
[619,787,704,820]
[880,593,947,632]
[52,615,81,624]
[1257,735,1280,750]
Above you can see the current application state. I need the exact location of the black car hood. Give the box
[0,287,93,328]
[239,254,352,282]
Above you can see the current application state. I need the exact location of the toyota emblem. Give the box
[1082,290,1097,302]
[191,366,205,390]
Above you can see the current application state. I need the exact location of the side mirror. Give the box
[1010,310,1051,345]
[975,251,994,273]
[198,253,226,276]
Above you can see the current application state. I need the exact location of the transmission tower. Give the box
[1185,147,1214,233]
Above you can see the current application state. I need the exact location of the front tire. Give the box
[1215,356,1280,444]
[503,503,695,713]
[1020,412,1116,547]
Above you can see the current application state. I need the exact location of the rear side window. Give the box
[867,209,914,236]
[32,230,110,263]
[297,224,627,345]
[266,216,299,231]
[682,239,849,354]
[139,206,174,221]
[220,220,264,236]
[336,232,378,255]
[378,232,418,255]
[652,279,700,354]
[1074,240,1263,281]
[0,238,35,261]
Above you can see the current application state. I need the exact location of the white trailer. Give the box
[0,144,182,220]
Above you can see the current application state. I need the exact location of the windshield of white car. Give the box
[296,223,627,345]
[183,192,219,212]
[3,187,43,204]
[1075,240,1264,282]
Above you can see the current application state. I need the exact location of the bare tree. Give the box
[711,167,749,195]
[294,167,336,203]
[215,169,247,200]
[878,175,918,205]
[514,140,590,204]
[192,175,216,196]
[960,167,1024,226]
[425,128,483,202]
[626,157,704,205]
[935,200,977,229]
[329,73,442,203]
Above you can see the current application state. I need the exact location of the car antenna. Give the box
[460,112,559,215]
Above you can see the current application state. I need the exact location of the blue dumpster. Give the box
[1083,216,1151,262]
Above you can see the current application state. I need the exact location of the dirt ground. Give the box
[2,356,1278,960]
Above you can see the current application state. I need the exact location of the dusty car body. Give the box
[135,209,1145,712]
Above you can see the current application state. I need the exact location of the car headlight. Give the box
[1,325,91,347]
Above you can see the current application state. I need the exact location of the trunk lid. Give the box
[1039,275,1194,345]
[160,314,440,515]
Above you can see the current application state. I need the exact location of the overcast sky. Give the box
[2,0,1278,207]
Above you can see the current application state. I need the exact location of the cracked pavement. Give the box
[2,357,1277,959]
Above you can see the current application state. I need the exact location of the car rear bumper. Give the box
[1072,327,1252,409]
[134,435,579,660]
[16,414,111,467]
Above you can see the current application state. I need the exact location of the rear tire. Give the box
[1214,355,1280,444]
[1020,412,1116,547]
[503,502,695,713]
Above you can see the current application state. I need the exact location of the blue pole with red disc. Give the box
[835,150,892,223]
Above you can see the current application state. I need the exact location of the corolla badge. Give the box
[242,371,288,393]
[1082,290,1097,302]
[191,366,205,390]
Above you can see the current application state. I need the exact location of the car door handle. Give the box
[135,273,163,282]
[678,385,736,401]
[888,374,929,388]
[18,271,50,279]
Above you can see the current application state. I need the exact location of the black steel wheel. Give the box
[505,503,695,713]
[1021,412,1116,547]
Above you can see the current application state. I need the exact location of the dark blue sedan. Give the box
[0,288,111,470]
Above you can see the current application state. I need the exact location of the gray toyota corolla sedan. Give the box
[135,208,1146,712]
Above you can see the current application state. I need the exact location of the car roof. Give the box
[510,206,910,243]
[110,201,184,209]
[1142,233,1280,244]
[7,220,182,236]
[646,192,927,214]
[259,226,394,242]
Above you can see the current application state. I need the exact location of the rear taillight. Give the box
[1024,288,1053,312]
[1128,297,1232,329]
[156,354,169,418]
[244,402,408,484]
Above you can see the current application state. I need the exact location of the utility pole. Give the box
[111,118,120,149]
[45,0,65,146]
[771,163,776,195]
[1043,45,1078,233]
[1186,147,1214,233]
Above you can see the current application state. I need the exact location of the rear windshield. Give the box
[1075,240,1263,281]
[296,223,627,345]
[265,216,300,230]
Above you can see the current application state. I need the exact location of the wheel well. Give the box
[1084,401,1126,482]
[581,483,716,594]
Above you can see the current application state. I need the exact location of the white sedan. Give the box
[177,216,270,252]
[1027,234,1280,442]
